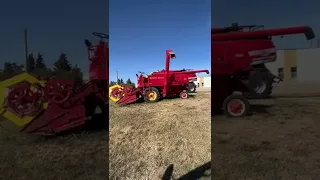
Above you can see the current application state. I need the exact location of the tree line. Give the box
[109,78,135,87]
[0,52,136,89]
[0,52,84,88]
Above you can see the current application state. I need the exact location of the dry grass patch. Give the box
[109,92,211,180]
[212,97,320,180]
[0,121,108,180]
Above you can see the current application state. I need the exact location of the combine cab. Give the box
[0,32,109,135]
[109,50,209,105]
[211,23,315,116]
[212,23,315,99]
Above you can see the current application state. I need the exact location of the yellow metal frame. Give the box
[0,73,48,126]
[109,84,124,102]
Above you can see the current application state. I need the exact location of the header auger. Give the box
[211,23,315,117]
[109,50,209,105]
[0,32,109,135]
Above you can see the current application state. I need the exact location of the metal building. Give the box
[194,76,211,88]
[265,48,320,82]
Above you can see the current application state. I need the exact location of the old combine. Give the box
[150,69,208,93]
[0,32,109,135]
[211,23,315,117]
[109,50,209,105]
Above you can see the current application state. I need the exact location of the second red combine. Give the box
[109,50,209,105]
[211,23,315,117]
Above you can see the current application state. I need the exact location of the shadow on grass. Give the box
[248,104,273,115]
[162,161,211,180]
[211,104,273,117]
[123,94,197,105]
[43,113,108,140]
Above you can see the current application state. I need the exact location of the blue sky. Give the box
[109,0,211,82]
[212,0,320,49]
[0,0,108,77]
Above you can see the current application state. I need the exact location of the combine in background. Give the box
[150,69,208,93]
[109,50,209,105]
[212,23,315,99]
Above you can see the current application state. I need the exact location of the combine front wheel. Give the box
[180,90,188,99]
[222,94,249,117]
[144,87,160,103]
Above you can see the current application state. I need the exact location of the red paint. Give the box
[20,32,109,135]
[115,50,209,105]
[211,24,315,113]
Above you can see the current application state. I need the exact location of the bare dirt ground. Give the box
[109,92,211,180]
[0,122,108,180]
[213,82,320,179]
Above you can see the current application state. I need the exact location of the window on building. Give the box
[278,68,284,79]
[291,67,297,79]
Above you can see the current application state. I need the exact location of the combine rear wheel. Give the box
[180,90,188,99]
[187,82,196,93]
[222,94,249,117]
[144,87,160,103]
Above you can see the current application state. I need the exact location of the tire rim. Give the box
[227,99,245,116]
[148,91,157,101]
[181,93,188,99]
[254,82,267,94]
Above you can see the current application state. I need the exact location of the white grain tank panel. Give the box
[203,76,211,87]
[296,48,320,82]
[265,50,284,75]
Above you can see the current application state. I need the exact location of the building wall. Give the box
[265,48,320,82]
[203,77,211,87]
[194,76,211,88]
[296,48,320,82]
[265,50,284,76]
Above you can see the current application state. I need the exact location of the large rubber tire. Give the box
[144,87,160,103]
[247,71,273,99]
[222,94,250,117]
[187,82,196,93]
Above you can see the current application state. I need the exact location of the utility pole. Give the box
[24,29,29,72]
[116,71,119,83]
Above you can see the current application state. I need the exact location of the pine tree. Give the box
[26,53,35,73]
[35,53,46,69]
[54,53,72,72]
[126,78,132,85]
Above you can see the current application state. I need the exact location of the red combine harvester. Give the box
[211,23,315,117]
[150,69,208,93]
[109,50,209,105]
[3,32,109,135]
[212,23,315,99]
